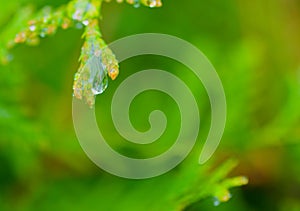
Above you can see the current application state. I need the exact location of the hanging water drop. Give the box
[82,20,89,26]
[29,25,36,31]
[88,56,108,95]
[213,197,221,206]
[75,22,83,29]
[92,74,108,95]
[133,0,140,8]
[40,29,47,38]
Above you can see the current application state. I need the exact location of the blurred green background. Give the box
[1,0,300,210]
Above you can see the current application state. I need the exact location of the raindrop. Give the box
[213,197,220,207]
[29,25,36,31]
[40,31,46,38]
[75,22,83,29]
[133,0,140,8]
[82,20,89,26]
[92,74,108,95]
[88,56,108,95]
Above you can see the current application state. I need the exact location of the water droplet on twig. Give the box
[133,0,140,8]
[89,56,109,95]
[213,197,221,206]
[73,54,110,107]
[82,20,89,26]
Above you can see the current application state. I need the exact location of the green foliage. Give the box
[0,0,162,106]
[1,0,300,210]
[0,1,248,210]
